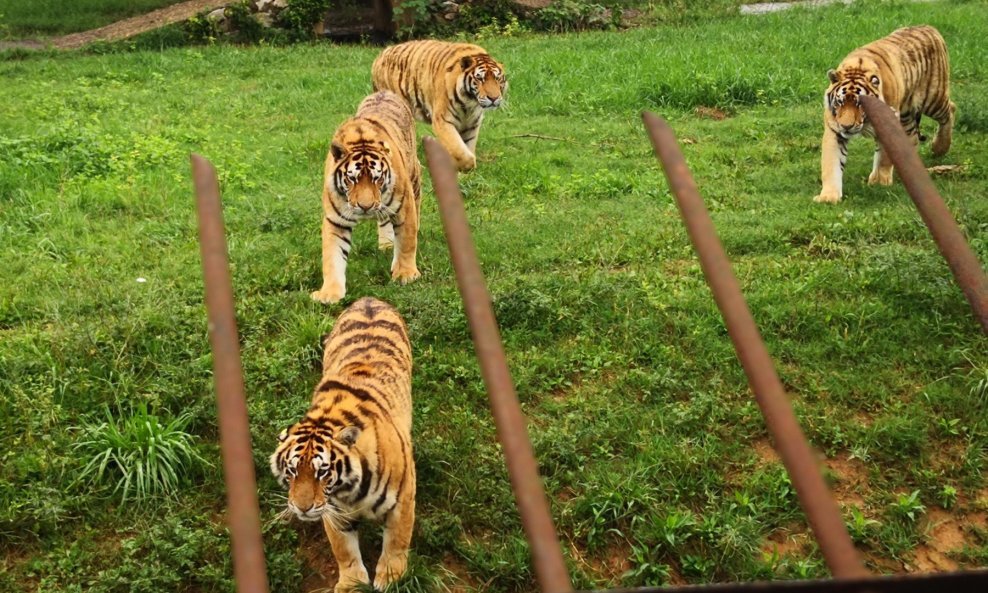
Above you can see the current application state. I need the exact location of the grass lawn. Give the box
[1,1,987,591]
[0,0,188,38]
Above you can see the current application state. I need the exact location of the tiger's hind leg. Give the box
[868,143,894,186]
[931,100,956,157]
[377,220,395,251]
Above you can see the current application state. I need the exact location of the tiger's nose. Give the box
[295,501,314,512]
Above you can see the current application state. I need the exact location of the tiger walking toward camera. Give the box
[814,25,956,204]
[312,91,422,305]
[372,39,507,171]
[271,297,415,593]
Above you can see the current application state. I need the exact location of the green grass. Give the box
[1,0,987,591]
[0,0,187,38]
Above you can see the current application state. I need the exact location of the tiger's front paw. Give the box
[392,266,421,285]
[455,153,476,172]
[311,284,345,304]
[378,239,394,251]
[813,190,842,204]
[334,568,370,593]
[373,554,409,590]
[868,169,893,186]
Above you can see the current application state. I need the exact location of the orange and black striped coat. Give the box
[270,297,415,593]
[814,25,955,203]
[372,40,506,172]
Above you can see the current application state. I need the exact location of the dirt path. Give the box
[1,0,228,51]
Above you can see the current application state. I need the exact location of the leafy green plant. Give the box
[74,404,207,502]
[622,541,670,586]
[889,490,926,523]
[938,485,958,509]
[845,506,880,543]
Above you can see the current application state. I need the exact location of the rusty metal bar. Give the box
[642,113,869,579]
[192,154,270,593]
[859,95,988,334]
[424,138,573,593]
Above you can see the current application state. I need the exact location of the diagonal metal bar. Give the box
[642,112,869,579]
[859,94,988,334]
[423,137,573,593]
[192,154,271,593]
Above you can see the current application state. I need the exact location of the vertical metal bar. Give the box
[192,154,270,593]
[423,138,573,593]
[859,95,988,334]
[641,113,869,579]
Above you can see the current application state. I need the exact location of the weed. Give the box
[937,485,958,510]
[844,506,880,544]
[888,490,926,524]
[73,404,207,502]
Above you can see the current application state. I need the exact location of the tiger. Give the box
[371,39,507,172]
[814,25,956,204]
[311,91,422,305]
[270,297,416,593]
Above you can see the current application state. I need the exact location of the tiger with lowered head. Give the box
[814,25,956,204]
[372,40,507,172]
[312,91,422,305]
[271,297,415,593]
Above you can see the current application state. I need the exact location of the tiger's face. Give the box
[331,142,394,217]
[461,56,506,109]
[826,61,882,135]
[270,423,362,522]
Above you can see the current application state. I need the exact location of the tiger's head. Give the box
[460,54,506,109]
[330,135,394,217]
[825,59,883,135]
[270,421,363,522]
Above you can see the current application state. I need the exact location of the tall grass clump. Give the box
[74,404,207,502]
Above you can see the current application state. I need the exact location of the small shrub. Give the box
[532,0,612,33]
[74,404,207,502]
[277,0,333,41]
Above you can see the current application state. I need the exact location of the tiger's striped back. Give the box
[321,296,413,431]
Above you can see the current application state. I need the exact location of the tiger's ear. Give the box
[277,428,289,442]
[460,56,473,70]
[330,142,345,161]
[336,426,362,447]
[827,69,840,84]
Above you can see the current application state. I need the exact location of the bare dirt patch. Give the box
[297,526,339,592]
[752,437,780,465]
[695,106,731,120]
[1,0,228,51]
[822,453,869,508]
[761,526,813,559]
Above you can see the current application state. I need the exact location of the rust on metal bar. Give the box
[641,112,869,579]
[423,138,573,593]
[192,154,271,593]
[859,95,988,334]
